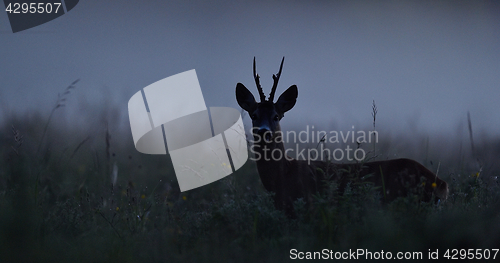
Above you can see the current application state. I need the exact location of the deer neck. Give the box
[252,131,289,191]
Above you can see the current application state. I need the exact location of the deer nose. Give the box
[257,128,272,142]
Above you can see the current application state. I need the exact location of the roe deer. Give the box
[236,57,448,217]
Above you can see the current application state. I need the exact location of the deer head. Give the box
[236,57,298,143]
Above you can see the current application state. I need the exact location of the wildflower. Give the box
[141,194,146,199]
[431,182,437,188]
[182,196,187,201]
[116,207,120,211]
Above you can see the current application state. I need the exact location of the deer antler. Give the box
[253,57,266,102]
[268,57,284,102]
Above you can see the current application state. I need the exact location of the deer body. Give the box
[236,58,448,216]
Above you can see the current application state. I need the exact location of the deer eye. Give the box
[273,115,279,121]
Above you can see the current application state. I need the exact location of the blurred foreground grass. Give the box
[1,102,499,262]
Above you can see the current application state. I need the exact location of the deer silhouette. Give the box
[236,57,448,217]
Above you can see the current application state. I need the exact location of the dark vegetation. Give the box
[1,82,499,262]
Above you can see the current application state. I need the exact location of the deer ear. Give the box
[236,83,257,112]
[275,85,298,115]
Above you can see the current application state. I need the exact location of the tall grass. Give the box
[0,86,499,262]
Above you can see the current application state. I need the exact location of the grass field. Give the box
[1,88,499,262]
